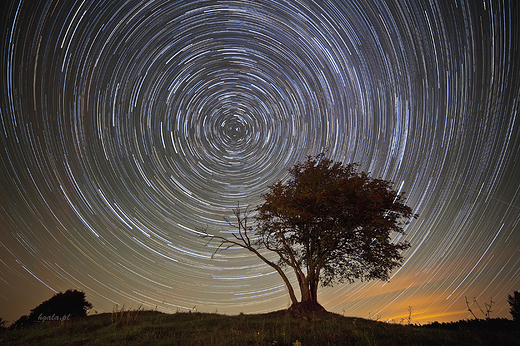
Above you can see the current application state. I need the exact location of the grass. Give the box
[1,308,518,345]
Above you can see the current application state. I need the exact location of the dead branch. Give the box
[465,296,479,320]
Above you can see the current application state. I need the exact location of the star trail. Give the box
[1,0,519,324]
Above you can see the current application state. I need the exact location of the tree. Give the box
[11,289,92,328]
[508,291,520,322]
[205,154,416,312]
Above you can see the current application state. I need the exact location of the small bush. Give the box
[507,291,520,322]
[11,289,92,328]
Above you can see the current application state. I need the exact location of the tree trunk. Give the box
[299,276,311,302]
[288,299,326,314]
[290,272,326,314]
[303,271,319,303]
[292,273,325,314]
[310,275,319,302]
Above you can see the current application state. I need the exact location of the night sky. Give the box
[1,0,519,325]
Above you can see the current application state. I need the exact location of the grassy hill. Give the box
[1,308,518,345]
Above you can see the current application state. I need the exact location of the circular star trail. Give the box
[1,0,519,324]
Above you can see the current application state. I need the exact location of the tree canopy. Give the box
[206,153,416,312]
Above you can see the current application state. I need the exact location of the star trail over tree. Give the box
[0,0,519,324]
[205,154,416,312]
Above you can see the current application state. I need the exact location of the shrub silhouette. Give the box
[508,290,520,322]
[0,316,7,329]
[11,289,92,328]
[10,314,30,329]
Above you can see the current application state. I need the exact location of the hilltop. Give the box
[1,308,518,345]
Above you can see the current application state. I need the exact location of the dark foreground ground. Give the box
[1,309,518,345]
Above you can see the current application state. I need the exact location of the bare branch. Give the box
[484,298,494,319]
[200,204,299,305]
[465,296,479,320]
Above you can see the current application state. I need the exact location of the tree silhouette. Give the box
[11,289,92,328]
[205,154,416,312]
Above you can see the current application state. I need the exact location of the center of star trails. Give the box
[223,116,247,142]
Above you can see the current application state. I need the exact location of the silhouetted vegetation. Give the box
[204,153,417,312]
[0,317,7,330]
[464,296,495,320]
[507,290,520,322]
[10,289,92,329]
[9,315,29,330]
